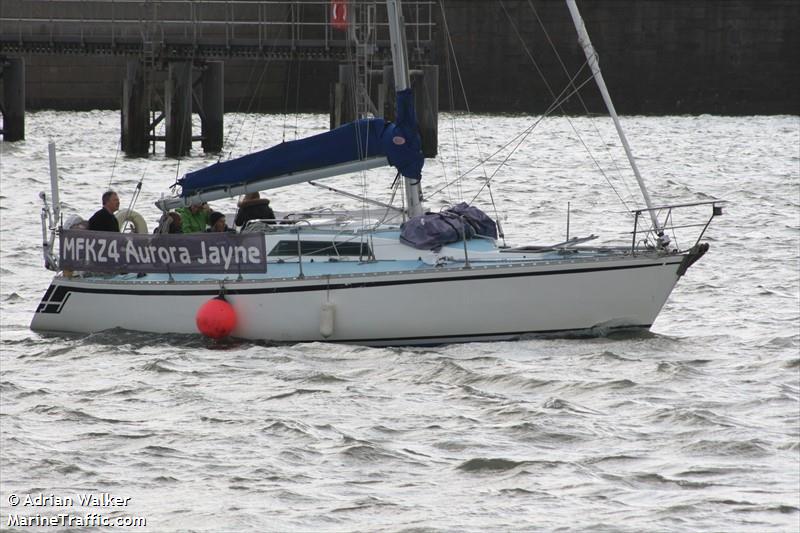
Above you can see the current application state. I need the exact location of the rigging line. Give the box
[293,2,305,141]
[229,48,263,158]
[352,7,370,229]
[226,54,272,159]
[171,44,199,186]
[360,38,377,230]
[371,172,402,230]
[437,156,451,203]
[441,2,460,203]
[502,0,633,213]
[437,0,491,185]
[429,65,595,201]
[279,4,304,145]
[341,23,372,229]
[293,52,302,141]
[485,181,506,244]
[526,0,592,112]
[469,119,536,205]
[225,6,292,162]
[107,139,122,190]
[281,57,293,144]
[470,69,615,204]
[498,0,558,104]
[121,175,144,231]
[446,1,631,215]
[448,78,461,204]
[526,0,636,209]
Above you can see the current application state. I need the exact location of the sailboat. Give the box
[30,0,722,346]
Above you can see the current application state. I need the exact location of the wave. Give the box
[680,438,772,457]
[300,372,350,384]
[265,388,330,400]
[543,397,604,414]
[647,407,738,428]
[30,405,128,425]
[457,457,563,473]
[261,420,314,439]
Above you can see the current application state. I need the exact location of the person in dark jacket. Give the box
[235,192,276,228]
[207,211,233,233]
[88,190,120,232]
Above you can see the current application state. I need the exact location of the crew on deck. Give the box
[235,192,276,228]
[207,212,233,233]
[88,190,120,232]
[176,202,212,233]
[154,211,183,234]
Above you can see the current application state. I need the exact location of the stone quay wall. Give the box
[5,0,798,115]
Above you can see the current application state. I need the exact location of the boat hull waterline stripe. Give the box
[320,324,653,346]
[37,260,684,299]
[33,324,652,347]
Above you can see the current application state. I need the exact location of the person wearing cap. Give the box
[176,202,211,233]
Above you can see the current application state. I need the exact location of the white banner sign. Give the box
[59,230,267,273]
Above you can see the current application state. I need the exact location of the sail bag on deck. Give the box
[400,203,498,251]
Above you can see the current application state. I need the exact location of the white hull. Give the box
[31,252,690,346]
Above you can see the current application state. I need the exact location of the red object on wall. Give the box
[331,0,348,31]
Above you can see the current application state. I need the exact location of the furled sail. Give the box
[177,89,423,198]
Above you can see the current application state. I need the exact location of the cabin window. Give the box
[268,240,372,257]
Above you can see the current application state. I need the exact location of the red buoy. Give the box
[196,296,237,339]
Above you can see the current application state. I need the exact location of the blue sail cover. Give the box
[178,89,424,197]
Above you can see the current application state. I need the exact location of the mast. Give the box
[565,0,665,244]
[386,0,424,218]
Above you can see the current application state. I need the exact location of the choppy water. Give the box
[1,112,798,532]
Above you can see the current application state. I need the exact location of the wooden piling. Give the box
[121,59,149,157]
[329,81,343,130]
[381,65,396,122]
[415,64,438,158]
[201,61,224,153]
[333,64,357,127]
[1,57,26,142]
[165,61,193,158]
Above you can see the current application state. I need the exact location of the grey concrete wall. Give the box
[19,55,337,112]
[434,0,799,114]
[5,0,798,114]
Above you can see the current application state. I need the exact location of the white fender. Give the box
[116,209,148,234]
[320,302,336,338]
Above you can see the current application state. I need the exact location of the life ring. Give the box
[116,209,148,234]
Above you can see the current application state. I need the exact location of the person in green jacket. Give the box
[176,202,212,233]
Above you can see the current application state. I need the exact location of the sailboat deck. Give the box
[67,243,645,285]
